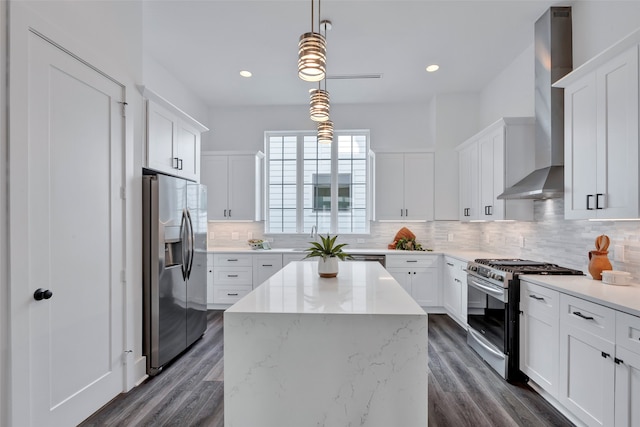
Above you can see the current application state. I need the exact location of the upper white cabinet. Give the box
[201,152,263,221]
[375,152,434,221]
[143,87,209,182]
[557,44,639,219]
[456,118,536,222]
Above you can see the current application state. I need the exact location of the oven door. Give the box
[466,273,508,355]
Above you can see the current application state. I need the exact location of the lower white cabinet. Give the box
[211,253,253,305]
[386,254,440,307]
[614,311,640,427]
[253,254,283,287]
[442,256,467,326]
[206,253,214,305]
[519,281,560,398]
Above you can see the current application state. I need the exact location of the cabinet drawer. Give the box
[255,254,283,268]
[560,294,615,342]
[213,253,253,267]
[213,267,252,285]
[386,254,439,268]
[213,286,252,304]
[521,281,559,319]
[616,311,640,354]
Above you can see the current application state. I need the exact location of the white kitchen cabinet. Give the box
[519,280,561,399]
[201,152,263,221]
[144,88,208,182]
[458,143,479,220]
[206,253,214,306]
[253,254,283,288]
[456,118,535,222]
[212,253,253,305]
[443,256,467,327]
[614,311,640,427]
[558,44,639,219]
[559,293,616,427]
[375,152,434,221]
[386,254,439,307]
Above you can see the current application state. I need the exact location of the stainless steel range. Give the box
[466,259,583,382]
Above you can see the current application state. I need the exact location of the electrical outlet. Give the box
[447,233,454,242]
[357,238,365,244]
[519,236,525,248]
[248,231,253,240]
[267,237,274,243]
[231,232,239,240]
[614,245,625,262]
[208,231,215,240]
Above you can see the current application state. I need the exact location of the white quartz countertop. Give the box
[226,261,426,316]
[521,274,640,317]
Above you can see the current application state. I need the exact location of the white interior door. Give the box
[11,31,125,426]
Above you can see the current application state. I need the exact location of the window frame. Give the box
[264,130,371,235]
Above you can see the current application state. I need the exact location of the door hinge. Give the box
[120,186,126,200]
[118,101,128,117]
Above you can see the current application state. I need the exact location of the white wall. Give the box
[5,1,145,422]
[142,54,209,127]
[1,1,7,424]
[205,102,434,153]
[479,43,535,128]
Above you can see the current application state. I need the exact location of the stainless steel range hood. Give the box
[498,7,572,200]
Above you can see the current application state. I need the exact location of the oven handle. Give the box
[468,328,505,359]
[467,277,507,302]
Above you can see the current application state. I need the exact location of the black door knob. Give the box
[34,288,53,301]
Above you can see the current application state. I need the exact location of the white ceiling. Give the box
[143,0,561,108]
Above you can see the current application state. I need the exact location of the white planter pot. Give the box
[318,257,339,278]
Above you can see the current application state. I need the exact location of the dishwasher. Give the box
[348,253,386,268]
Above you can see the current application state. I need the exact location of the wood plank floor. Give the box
[80,312,573,427]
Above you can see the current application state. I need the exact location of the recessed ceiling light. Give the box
[426,64,439,73]
[240,70,252,78]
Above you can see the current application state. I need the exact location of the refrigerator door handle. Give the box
[180,209,188,281]
[185,209,195,279]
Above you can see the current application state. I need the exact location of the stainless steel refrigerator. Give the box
[142,172,207,375]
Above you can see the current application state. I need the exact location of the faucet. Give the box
[310,225,317,239]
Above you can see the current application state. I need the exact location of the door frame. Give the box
[6,2,143,424]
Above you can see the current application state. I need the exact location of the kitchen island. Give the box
[224,261,428,427]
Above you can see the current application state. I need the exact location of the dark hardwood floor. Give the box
[80,312,573,427]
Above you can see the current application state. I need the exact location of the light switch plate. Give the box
[231,232,239,240]
[614,245,625,262]
[518,236,525,248]
[447,233,454,242]
[208,231,215,240]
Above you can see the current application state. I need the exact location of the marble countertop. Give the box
[226,261,426,316]
[521,274,640,317]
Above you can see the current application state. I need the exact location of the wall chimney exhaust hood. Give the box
[498,7,572,200]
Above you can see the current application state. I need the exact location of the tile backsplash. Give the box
[207,198,640,279]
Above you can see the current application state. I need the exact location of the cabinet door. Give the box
[201,155,229,220]
[596,46,639,219]
[519,282,560,398]
[387,268,412,295]
[375,153,405,220]
[458,144,478,221]
[559,298,615,427]
[147,100,178,174]
[404,153,434,220]
[176,120,201,182]
[411,268,440,307]
[564,73,599,219]
[614,346,640,427]
[479,129,505,220]
[254,254,283,287]
[206,254,214,305]
[443,259,461,318]
[227,155,257,220]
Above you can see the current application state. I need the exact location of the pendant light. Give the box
[317,120,333,144]
[309,20,331,122]
[298,0,326,82]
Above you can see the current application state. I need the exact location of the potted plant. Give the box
[304,234,353,278]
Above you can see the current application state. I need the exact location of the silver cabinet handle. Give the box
[227,292,239,296]
[227,259,238,262]
[454,278,461,283]
[262,264,273,267]
[224,209,227,217]
[405,209,408,216]
[227,274,239,278]
[406,260,418,263]
[529,294,545,302]
[446,262,454,267]
[400,209,403,216]
[229,209,232,217]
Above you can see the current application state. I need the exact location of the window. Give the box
[265,130,370,235]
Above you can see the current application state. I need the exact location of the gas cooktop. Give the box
[474,258,584,275]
